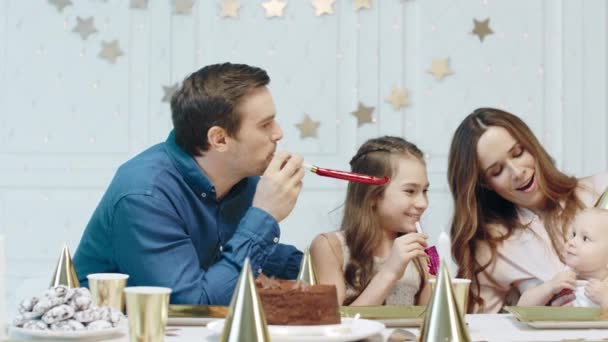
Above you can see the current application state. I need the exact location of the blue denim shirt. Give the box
[73,131,303,305]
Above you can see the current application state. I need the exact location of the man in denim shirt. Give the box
[73,63,305,305]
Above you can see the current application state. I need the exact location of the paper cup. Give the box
[87,273,129,311]
[429,278,471,318]
[124,286,172,342]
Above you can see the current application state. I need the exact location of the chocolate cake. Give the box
[255,274,340,325]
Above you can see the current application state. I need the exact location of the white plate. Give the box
[378,317,422,327]
[167,316,220,326]
[207,317,385,342]
[525,320,608,329]
[9,324,124,340]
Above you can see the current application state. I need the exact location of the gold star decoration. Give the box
[385,87,410,110]
[72,17,97,40]
[130,0,148,9]
[174,0,194,15]
[295,114,320,139]
[262,0,287,18]
[351,102,374,127]
[220,0,240,18]
[162,83,179,103]
[48,0,72,12]
[354,0,371,10]
[472,18,494,42]
[428,58,453,80]
[312,0,335,16]
[98,40,124,64]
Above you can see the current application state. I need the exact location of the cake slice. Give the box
[255,274,340,325]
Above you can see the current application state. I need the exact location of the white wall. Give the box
[0,0,606,311]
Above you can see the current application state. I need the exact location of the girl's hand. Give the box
[585,279,608,307]
[381,233,428,281]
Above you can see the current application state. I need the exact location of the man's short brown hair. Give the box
[171,63,270,156]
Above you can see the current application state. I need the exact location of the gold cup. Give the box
[87,273,129,312]
[124,286,172,342]
[429,278,471,318]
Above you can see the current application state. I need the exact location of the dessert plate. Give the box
[505,306,608,329]
[340,305,425,327]
[9,324,124,340]
[167,304,227,326]
[207,317,385,342]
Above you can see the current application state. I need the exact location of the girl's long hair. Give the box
[342,136,427,304]
[447,108,583,312]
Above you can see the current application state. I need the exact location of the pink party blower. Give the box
[416,222,439,276]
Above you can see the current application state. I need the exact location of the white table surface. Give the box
[9,314,608,341]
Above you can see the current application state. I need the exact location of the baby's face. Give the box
[566,209,608,273]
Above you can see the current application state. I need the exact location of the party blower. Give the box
[302,163,389,185]
[416,222,439,276]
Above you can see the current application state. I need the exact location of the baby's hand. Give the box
[549,270,576,294]
[585,279,608,307]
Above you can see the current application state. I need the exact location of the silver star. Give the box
[48,0,73,12]
[351,102,375,127]
[162,83,179,102]
[295,114,320,138]
[72,17,97,40]
[311,0,335,16]
[175,0,195,15]
[220,0,240,18]
[472,18,494,42]
[262,0,287,18]
[98,40,124,64]
[130,0,148,9]
[385,87,410,110]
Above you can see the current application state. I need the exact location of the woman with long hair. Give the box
[448,107,608,313]
[310,136,431,305]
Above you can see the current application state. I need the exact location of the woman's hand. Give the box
[548,270,577,294]
[585,279,608,307]
[546,270,576,307]
[380,233,428,282]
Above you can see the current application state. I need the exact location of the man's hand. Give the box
[252,152,305,222]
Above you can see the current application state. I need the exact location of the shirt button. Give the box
[201,192,206,198]
[272,237,279,244]
[257,268,263,274]
[219,245,223,252]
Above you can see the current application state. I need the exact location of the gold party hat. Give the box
[419,259,471,342]
[594,186,608,210]
[50,244,80,288]
[297,247,318,285]
[221,258,270,342]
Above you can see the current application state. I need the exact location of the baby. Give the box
[518,208,608,307]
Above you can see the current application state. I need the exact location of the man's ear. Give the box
[207,126,229,152]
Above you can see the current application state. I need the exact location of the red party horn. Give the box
[303,163,389,185]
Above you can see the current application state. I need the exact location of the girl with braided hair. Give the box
[310,136,432,305]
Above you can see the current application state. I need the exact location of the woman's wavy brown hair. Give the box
[342,136,427,305]
[447,108,583,312]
